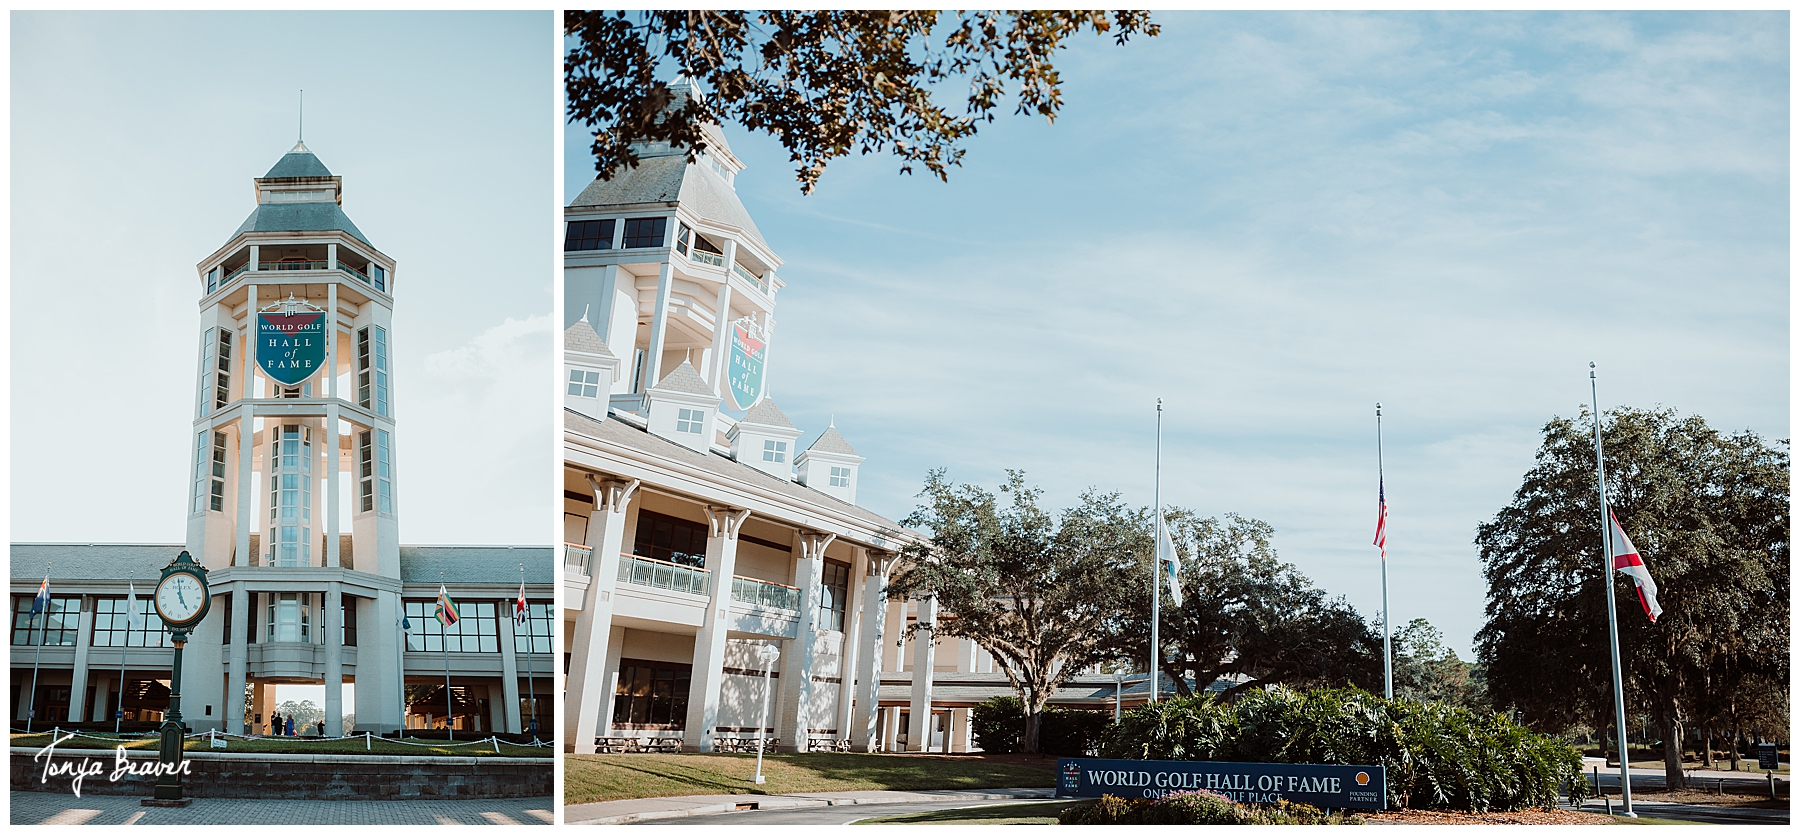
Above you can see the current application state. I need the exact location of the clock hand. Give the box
[177,586,187,607]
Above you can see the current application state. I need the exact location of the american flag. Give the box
[1373,479,1388,562]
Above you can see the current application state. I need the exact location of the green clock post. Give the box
[147,550,211,805]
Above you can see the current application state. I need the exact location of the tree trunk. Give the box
[1662,714,1688,790]
[1702,727,1714,769]
[1022,706,1042,755]
[1730,729,1741,772]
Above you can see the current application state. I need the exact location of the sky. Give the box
[13,12,554,550]
[566,11,1789,660]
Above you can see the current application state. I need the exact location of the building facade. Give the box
[10,145,551,737]
[562,84,1028,756]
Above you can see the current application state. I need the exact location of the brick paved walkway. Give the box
[11,791,554,825]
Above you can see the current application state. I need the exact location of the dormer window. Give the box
[762,440,787,463]
[830,466,850,488]
[676,408,705,434]
[565,219,614,252]
[568,369,601,398]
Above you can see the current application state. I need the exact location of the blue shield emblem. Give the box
[726,321,767,410]
[258,313,326,386]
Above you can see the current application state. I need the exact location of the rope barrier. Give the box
[15,727,551,751]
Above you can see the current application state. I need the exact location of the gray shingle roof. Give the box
[567,408,911,539]
[399,546,554,585]
[565,319,614,357]
[10,543,185,581]
[566,152,771,255]
[741,398,796,430]
[264,147,334,179]
[232,202,370,245]
[807,425,859,457]
[650,359,715,396]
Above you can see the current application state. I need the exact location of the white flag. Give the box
[1157,512,1182,607]
[1609,513,1662,622]
[125,582,144,630]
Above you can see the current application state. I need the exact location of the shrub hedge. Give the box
[1057,791,1361,825]
[971,696,1111,756]
[1096,686,1587,812]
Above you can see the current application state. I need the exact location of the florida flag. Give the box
[1609,513,1662,622]
[435,585,460,629]
[514,580,529,627]
[1156,512,1182,607]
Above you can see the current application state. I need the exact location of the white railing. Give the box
[731,576,800,611]
[732,262,768,293]
[564,542,593,577]
[690,249,724,268]
[617,554,709,596]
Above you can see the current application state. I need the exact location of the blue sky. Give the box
[566,11,1788,659]
[13,12,553,548]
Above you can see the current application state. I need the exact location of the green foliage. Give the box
[1057,791,1361,825]
[892,470,1149,753]
[1098,686,1588,812]
[1142,511,1383,698]
[1476,407,1789,787]
[565,11,1158,193]
[971,695,1110,756]
[1391,618,1489,712]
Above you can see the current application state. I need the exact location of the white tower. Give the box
[182,142,404,734]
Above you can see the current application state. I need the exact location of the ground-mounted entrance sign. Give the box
[1056,757,1386,810]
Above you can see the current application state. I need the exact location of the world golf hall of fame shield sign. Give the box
[725,317,769,410]
[257,299,327,387]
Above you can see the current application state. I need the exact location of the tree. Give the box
[1143,511,1382,699]
[565,10,1159,193]
[277,699,323,733]
[1391,617,1488,711]
[1476,407,1789,789]
[889,469,1146,753]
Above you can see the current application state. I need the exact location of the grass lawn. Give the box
[564,752,1055,805]
[852,800,1082,825]
[9,732,551,758]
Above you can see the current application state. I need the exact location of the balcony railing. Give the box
[731,262,768,293]
[224,265,251,285]
[617,554,709,597]
[564,542,593,577]
[690,249,724,268]
[258,260,330,271]
[342,263,372,282]
[731,576,800,611]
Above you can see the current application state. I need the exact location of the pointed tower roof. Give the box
[649,359,714,396]
[807,425,859,456]
[740,398,796,430]
[564,317,613,357]
[264,141,334,179]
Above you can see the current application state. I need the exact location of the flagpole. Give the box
[522,563,536,740]
[1377,403,1392,700]
[399,605,410,739]
[1150,398,1162,704]
[441,571,453,742]
[27,563,50,734]
[1590,363,1635,818]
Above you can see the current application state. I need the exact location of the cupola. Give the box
[795,421,864,504]
[565,313,619,421]
[727,398,804,480]
[643,359,720,454]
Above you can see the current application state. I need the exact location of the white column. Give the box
[834,547,867,747]
[91,675,111,723]
[325,280,340,569]
[566,476,638,753]
[906,596,937,751]
[324,584,344,736]
[328,242,338,272]
[601,624,626,736]
[776,531,832,752]
[682,505,749,752]
[69,598,94,721]
[706,280,734,395]
[641,262,674,391]
[246,282,259,396]
[957,636,977,672]
[227,586,249,734]
[851,553,889,752]
[883,705,902,752]
[498,603,522,734]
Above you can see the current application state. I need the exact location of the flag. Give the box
[125,582,144,630]
[1373,479,1389,562]
[1609,512,1662,622]
[1157,512,1182,607]
[401,612,412,631]
[29,577,49,618]
[434,585,460,629]
[514,580,529,627]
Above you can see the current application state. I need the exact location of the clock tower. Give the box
[179,141,405,734]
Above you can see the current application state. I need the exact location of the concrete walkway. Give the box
[564,787,1055,825]
[10,791,554,825]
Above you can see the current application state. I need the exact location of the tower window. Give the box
[565,219,615,252]
[762,440,787,463]
[359,431,374,512]
[818,559,851,632]
[210,431,228,511]
[829,466,851,488]
[357,325,390,416]
[199,327,232,415]
[371,264,387,293]
[358,429,394,515]
[674,222,691,256]
[206,266,221,294]
[622,217,667,249]
[214,329,232,409]
[267,592,311,643]
[193,431,209,514]
[568,368,601,398]
[267,424,313,567]
[377,429,393,514]
[676,408,704,435]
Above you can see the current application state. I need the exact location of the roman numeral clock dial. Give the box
[155,572,207,625]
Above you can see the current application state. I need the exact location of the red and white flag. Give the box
[1372,479,1388,562]
[1609,513,1662,622]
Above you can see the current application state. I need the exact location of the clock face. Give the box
[156,573,207,625]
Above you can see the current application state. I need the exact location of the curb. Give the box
[567,789,1056,825]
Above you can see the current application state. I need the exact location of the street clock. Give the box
[154,550,211,634]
